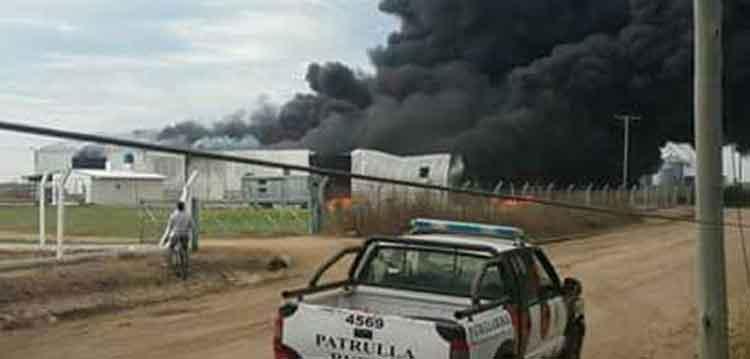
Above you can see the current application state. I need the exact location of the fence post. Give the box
[630,185,638,207]
[657,186,663,208]
[493,181,504,194]
[586,184,593,205]
[309,176,328,234]
[603,184,611,206]
[510,182,516,197]
[649,186,656,209]
[547,183,555,199]
[56,175,64,260]
[567,185,575,202]
[138,199,145,244]
[658,186,664,208]
[522,182,530,197]
[56,169,72,261]
[191,198,200,251]
[375,184,384,225]
[491,181,505,220]
[38,171,49,248]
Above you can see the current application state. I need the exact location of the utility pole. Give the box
[615,114,641,188]
[694,0,729,358]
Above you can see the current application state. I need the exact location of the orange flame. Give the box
[326,197,353,212]
[490,197,532,208]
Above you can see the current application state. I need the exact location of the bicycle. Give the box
[167,237,190,280]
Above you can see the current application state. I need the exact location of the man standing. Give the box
[163,201,194,264]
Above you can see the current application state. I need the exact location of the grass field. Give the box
[0,205,310,241]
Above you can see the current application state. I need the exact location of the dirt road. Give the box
[1,219,747,359]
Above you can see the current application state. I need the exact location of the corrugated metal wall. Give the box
[188,150,311,202]
[90,179,163,206]
[351,149,455,204]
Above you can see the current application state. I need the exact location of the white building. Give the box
[55,170,165,206]
[33,142,185,191]
[106,148,185,191]
[350,149,464,203]
[189,149,312,201]
[653,142,750,186]
[33,141,80,174]
[722,144,750,185]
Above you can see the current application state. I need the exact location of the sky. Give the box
[0,0,394,181]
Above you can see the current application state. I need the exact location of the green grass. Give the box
[0,205,140,238]
[0,205,310,240]
[198,207,310,237]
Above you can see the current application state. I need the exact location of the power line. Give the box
[0,119,746,229]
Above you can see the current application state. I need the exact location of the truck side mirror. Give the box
[562,277,582,297]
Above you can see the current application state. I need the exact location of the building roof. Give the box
[74,170,165,181]
[36,140,81,153]
[351,148,452,161]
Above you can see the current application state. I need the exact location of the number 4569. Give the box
[345,314,384,329]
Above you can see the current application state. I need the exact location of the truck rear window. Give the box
[358,246,508,299]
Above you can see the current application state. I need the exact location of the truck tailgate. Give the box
[283,303,452,359]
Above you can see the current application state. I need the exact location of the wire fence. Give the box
[323,179,693,238]
[138,199,311,242]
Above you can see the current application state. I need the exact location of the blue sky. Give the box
[0,0,394,180]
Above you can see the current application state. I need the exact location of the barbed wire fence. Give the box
[320,177,693,238]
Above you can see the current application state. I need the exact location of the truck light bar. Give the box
[409,218,524,240]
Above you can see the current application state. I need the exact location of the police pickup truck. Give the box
[275,219,585,359]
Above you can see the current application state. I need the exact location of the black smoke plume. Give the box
[158,0,750,185]
[72,144,107,170]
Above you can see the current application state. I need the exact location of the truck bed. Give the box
[307,286,469,321]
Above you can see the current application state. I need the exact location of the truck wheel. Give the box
[560,320,585,359]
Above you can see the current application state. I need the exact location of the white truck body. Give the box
[275,219,584,359]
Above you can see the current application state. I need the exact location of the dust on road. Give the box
[0,221,747,359]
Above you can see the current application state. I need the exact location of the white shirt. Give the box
[167,210,194,237]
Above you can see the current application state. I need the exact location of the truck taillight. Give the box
[273,312,300,359]
[450,339,470,359]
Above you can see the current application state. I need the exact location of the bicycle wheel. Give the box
[172,247,182,278]
[178,244,189,280]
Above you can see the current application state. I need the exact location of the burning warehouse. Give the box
[31,140,466,208]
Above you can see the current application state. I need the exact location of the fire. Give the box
[490,197,531,208]
[326,197,353,212]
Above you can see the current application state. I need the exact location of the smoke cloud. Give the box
[158,0,750,185]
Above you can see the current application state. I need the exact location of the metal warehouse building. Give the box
[652,142,750,187]
[350,149,465,203]
[56,170,165,206]
[32,141,468,207]
[188,149,312,204]
[33,141,185,192]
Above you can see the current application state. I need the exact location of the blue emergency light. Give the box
[409,218,525,240]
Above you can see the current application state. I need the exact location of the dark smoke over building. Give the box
[72,145,107,169]
[158,0,750,186]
